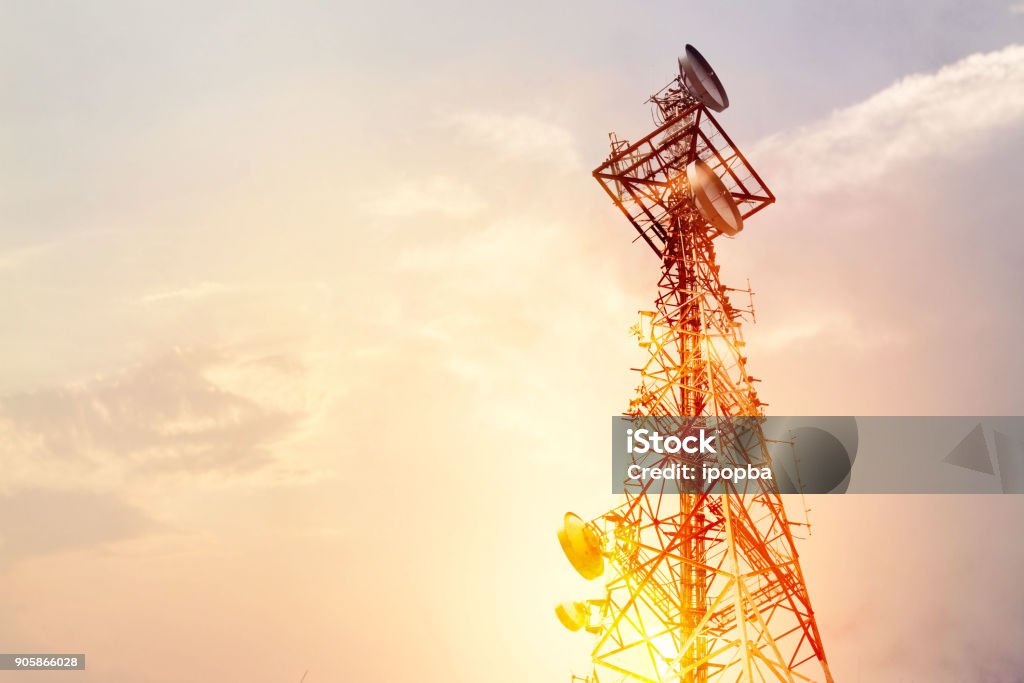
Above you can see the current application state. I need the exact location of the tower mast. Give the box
[555,45,835,683]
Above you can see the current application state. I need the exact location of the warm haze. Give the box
[1,2,1023,681]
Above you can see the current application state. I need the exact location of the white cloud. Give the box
[0,242,54,271]
[754,312,907,353]
[1010,3,1024,15]
[362,174,487,218]
[141,282,240,304]
[395,216,553,282]
[732,44,1024,415]
[444,111,581,173]
[755,44,1024,194]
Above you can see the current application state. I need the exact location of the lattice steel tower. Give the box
[554,45,835,683]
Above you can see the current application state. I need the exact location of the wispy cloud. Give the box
[1009,3,1024,15]
[755,44,1024,194]
[443,111,581,173]
[0,488,157,567]
[141,282,241,304]
[754,312,907,353]
[362,174,488,218]
[733,43,1024,416]
[0,347,312,489]
[0,242,55,271]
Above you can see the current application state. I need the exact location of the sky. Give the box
[1,1,1023,681]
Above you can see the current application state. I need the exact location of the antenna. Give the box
[679,44,730,112]
[594,46,774,258]
[554,600,588,631]
[556,512,604,580]
[556,45,836,683]
[687,158,744,236]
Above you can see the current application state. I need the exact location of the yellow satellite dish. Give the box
[557,512,604,580]
[554,600,588,632]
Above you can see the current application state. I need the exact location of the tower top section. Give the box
[593,44,774,258]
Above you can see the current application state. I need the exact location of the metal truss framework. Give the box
[568,82,834,683]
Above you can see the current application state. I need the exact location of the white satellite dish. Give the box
[678,44,730,112]
[686,159,743,236]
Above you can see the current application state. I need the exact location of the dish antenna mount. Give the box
[678,44,730,112]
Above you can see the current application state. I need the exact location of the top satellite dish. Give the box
[686,159,743,236]
[557,512,604,580]
[678,44,730,112]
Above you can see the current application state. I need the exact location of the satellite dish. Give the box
[678,44,730,112]
[554,600,588,632]
[686,159,743,236]
[557,512,604,580]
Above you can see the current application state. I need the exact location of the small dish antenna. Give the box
[557,512,604,580]
[554,600,588,632]
[678,44,730,112]
[686,159,743,236]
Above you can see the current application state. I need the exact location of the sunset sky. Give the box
[1,1,1023,681]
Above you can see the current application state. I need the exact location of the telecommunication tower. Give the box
[555,45,835,682]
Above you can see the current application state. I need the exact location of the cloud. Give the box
[0,242,54,271]
[755,312,908,353]
[0,488,157,567]
[395,216,554,286]
[141,282,241,304]
[1010,3,1024,15]
[443,111,581,173]
[755,44,1024,194]
[0,347,310,488]
[362,175,488,218]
